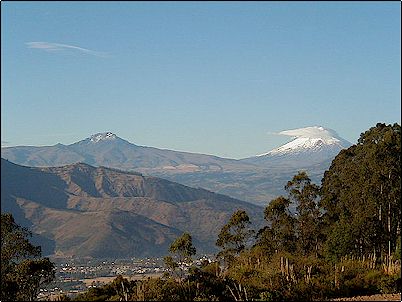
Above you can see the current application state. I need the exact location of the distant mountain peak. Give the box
[89,132,117,143]
[257,126,351,157]
[69,132,134,147]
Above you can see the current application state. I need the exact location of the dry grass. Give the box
[331,293,401,301]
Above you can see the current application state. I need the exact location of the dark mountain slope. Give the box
[1,158,263,258]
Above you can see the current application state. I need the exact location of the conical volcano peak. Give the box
[67,132,134,148]
[89,132,117,143]
[256,126,351,157]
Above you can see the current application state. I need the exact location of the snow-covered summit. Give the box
[257,126,351,157]
[69,132,134,148]
[89,132,118,143]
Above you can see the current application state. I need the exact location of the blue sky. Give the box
[1,1,400,159]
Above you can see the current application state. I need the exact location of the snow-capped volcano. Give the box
[257,126,351,157]
[242,126,351,168]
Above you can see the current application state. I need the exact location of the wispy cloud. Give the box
[265,131,284,136]
[26,42,109,57]
[268,126,340,139]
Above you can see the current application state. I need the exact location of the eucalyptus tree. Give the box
[1,213,55,301]
[164,232,196,280]
[216,210,254,267]
[320,123,401,261]
[285,171,322,256]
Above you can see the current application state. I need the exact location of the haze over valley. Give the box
[1,126,351,206]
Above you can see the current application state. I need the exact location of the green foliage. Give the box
[330,257,401,297]
[164,232,196,280]
[169,232,196,263]
[14,258,55,301]
[321,123,401,260]
[109,275,134,301]
[286,171,322,256]
[257,291,276,301]
[377,273,401,294]
[1,213,41,261]
[216,209,254,266]
[1,213,55,301]
[257,171,323,258]
[262,195,297,254]
[324,221,356,262]
[187,266,229,301]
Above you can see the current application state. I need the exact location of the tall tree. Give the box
[164,232,196,280]
[285,171,322,256]
[320,123,401,261]
[256,194,297,256]
[216,210,254,267]
[1,213,55,301]
[169,232,196,264]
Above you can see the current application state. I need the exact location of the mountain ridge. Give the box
[1,158,263,258]
[1,127,350,205]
